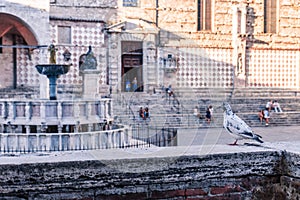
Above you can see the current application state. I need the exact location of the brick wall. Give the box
[0,35,14,88]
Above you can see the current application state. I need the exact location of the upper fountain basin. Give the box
[36,64,70,76]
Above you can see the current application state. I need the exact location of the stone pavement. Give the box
[177,125,300,154]
[0,125,299,165]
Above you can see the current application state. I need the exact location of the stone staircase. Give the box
[112,87,300,129]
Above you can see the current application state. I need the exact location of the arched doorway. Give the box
[121,41,143,92]
[0,13,38,89]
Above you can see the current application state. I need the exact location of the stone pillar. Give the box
[57,102,62,120]
[25,102,31,122]
[40,102,46,122]
[26,125,30,134]
[38,50,49,99]
[81,71,101,99]
[74,102,80,119]
[79,46,100,99]
[8,102,15,122]
[232,5,248,88]
[100,101,105,119]
[87,102,92,120]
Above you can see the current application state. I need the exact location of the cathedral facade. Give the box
[1,0,300,96]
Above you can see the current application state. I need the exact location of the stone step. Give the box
[114,108,300,128]
[112,87,300,129]
[232,88,300,98]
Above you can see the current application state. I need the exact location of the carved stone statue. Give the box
[79,46,97,71]
[48,44,57,64]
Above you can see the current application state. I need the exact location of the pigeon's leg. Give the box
[229,140,238,145]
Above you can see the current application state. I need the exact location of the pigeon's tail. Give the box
[254,134,264,143]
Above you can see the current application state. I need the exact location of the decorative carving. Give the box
[48,44,58,64]
[236,36,246,76]
[79,46,97,71]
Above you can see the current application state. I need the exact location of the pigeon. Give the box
[222,102,263,145]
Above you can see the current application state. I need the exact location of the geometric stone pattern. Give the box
[16,21,106,89]
[248,49,298,88]
[176,47,234,88]
[49,21,106,86]
[17,48,41,86]
[12,0,300,91]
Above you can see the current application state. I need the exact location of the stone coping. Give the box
[0,142,298,166]
[0,98,111,102]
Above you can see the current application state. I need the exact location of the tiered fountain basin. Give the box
[0,99,129,153]
[36,64,70,100]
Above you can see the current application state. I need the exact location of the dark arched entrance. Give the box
[0,13,38,89]
[121,41,143,92]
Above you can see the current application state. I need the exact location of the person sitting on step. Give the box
[273,100,283,113]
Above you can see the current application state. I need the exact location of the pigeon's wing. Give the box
[226,114,256,139]
[233,114,253,132]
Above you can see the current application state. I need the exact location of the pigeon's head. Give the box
[222,102,232,112]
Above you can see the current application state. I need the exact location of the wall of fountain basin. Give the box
[0,99,129,153]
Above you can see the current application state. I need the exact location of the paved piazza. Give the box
[0,125,299,165]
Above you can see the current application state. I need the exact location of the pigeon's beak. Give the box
[221,102,227,111]
[214,105,223,111]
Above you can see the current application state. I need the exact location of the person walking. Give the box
[193,106,202,119]
[205,106,212,124]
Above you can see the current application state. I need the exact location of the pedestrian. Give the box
[125,79,131,92]
[132,77,138,92]
[273,100,283,113]
[209,105,213,117]
[144,107,150,120]
[263,108,270,126]
[266,100,273,112]
[167,85,173,97]
[258,109,264,124]
[139,107,144,119]
[205,106,212,124]
[193,106,202,119]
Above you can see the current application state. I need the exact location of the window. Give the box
[264,0,277,33]
[197,0,212,31]
[123,0,138,7]
[58,26,71,44]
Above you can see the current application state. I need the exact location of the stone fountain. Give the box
[0,45,128,153]
[36,44,70,100]
[36,64,70,100]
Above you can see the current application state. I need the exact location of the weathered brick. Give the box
[210,185,244,195]
[185,188,208,196]
[151,189,185,198]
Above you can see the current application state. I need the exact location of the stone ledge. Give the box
[0,144,298,199]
